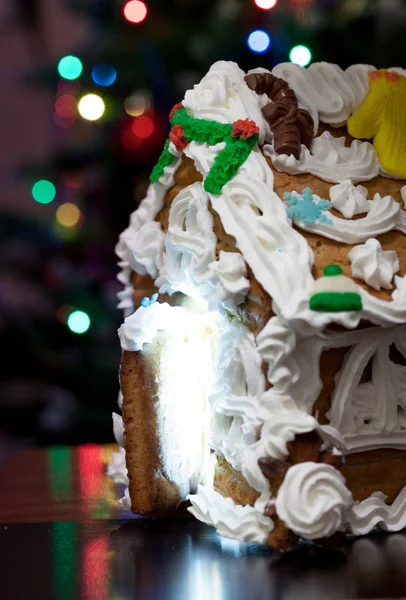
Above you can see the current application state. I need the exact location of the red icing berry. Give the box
[386,71,399,81]
[169,124,188,152]
[369,70,383,80]
[231,118,259,140]
[169,102,184,120]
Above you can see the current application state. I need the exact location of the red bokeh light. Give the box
[123,0,147,23]
[254,0,278,8]
[132,115,155,138]
[55,94,77,118]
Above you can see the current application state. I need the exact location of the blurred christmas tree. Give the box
[2,0,406,447]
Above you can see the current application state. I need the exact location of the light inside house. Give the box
[289,44,312,67]
[58,55,83,81]
[67,310,91,334]
[247,30,271,54]
[135,302,220,492]
[78,94,105,121]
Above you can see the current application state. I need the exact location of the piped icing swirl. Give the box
[349,238,400,290]
[275,462,353,539]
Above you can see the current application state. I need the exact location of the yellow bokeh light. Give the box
[78,93,105,121]
[56,202,82,228]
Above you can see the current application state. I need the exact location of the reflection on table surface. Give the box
[1,445,406,600]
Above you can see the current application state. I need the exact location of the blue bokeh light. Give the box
[247,30,271,54]
[91,64,117,87]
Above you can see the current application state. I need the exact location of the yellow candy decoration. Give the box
[347,69,406,179]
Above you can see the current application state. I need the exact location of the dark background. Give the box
[1,0,406,457]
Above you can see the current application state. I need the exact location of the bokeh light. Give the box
[32,180,56,204]
[254,0,278,9]
[247,30,271,53]
[91,64,117,87]
[56,203,82,228]
[78,94,105,121]
[123,0,147,23]
[57,55,83,81]
[132,115,155,138]
[67,310,91,334]
[289,44,312,67]
[124,92,151,117]
[55,95,77,118]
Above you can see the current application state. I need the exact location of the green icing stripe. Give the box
[310,291,362,312]
[171,107,231,144]
[204,132,258,194]
[150,139,175,184]
[150,107,259,193]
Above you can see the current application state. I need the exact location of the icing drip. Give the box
[118,302,194,352]
[349,239,400,290]
[155,182,249,308]
[264,131,380,184]
[329,180,369,218]
[348,488,406,535]
[272,62,363,130]
[275,462,353,539]
[115,144,182,312]
[285,189,405,244]
[188,485,274,544]
[209,321,265,472]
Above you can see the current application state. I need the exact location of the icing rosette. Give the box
[349,238,400,290]
[329,180,369,219]
[275,462,353,540]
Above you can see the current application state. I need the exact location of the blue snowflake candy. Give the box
[284,187,332,226]
[140,293,159,308]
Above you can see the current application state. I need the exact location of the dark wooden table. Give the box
[1,444,406,600]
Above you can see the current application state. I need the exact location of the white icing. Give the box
[329,180,369,218]
[286,190,405,245]
[156,182,249,309]
[209,321,265,473]
[271,62,375,131]
[118,302,191,352]
[119,486,131,511]
[112,412,125,447]
[188,485,274,544]
[115,144,182,313]
[106,446,128,486]
[242,397,319,492]
[348,487,406,535]
[349,239,400,290]
[275,462,353,539]
[264,132,380,184]
[184,61,268,144]
[392,275,406,302]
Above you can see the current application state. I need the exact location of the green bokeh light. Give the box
[32,180,56,204]
[58,55,83,81]
[67,310,91,334]
[289,44,312,67]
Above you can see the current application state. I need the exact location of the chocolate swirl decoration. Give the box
[244,72,314,159]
